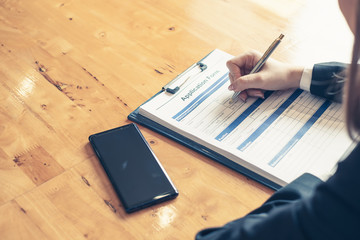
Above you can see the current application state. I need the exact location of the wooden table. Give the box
[0,0,353,239]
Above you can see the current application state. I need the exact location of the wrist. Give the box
[287,65,304,89]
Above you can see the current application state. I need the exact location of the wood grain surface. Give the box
[0,0,353,239]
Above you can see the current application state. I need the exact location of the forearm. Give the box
[196,174,322,240]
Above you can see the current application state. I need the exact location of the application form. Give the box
[140,49,352,186]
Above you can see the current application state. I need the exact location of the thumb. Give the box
[230,73,265,92]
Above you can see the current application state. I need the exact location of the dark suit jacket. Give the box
[310,62,347,102]
[196,62,360,240]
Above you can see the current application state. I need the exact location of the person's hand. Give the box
[227,50,304,102]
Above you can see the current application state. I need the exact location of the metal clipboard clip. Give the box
[162,62,207,94]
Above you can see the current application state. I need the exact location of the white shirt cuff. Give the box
[299,66,313,92]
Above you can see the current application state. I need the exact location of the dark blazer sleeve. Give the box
[310,62,347,102]
[195,144,360,240]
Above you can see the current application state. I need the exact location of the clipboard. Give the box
[128,50,282,190]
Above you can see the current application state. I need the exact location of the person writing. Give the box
[196,0,360,239]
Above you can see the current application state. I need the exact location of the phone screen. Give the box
[89,123,178,213]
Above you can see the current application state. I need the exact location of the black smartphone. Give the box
[89,123,178,213]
